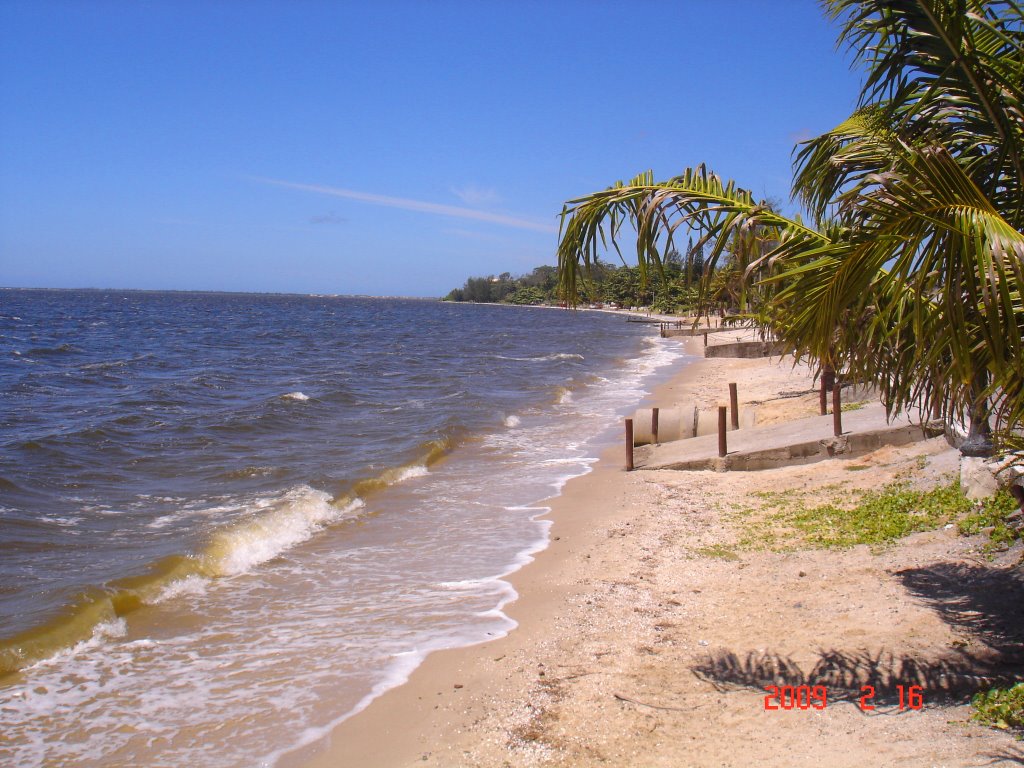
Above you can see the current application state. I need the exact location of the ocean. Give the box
[0,289,684,766]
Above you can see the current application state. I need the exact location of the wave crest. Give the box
[495,353,584,362]
[203,489,363,576]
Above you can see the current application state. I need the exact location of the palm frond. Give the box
[557,165,828,306]
[824,0,1024,224]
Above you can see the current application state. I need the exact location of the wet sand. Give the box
[299,339,1023,767]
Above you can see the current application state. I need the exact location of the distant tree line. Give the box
[443,240,709,313]
[443,266,559,305]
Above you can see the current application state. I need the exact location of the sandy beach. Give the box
[300,336,1023,768]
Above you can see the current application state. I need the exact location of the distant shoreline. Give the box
[0,286,441,300]
[1,288,692,325]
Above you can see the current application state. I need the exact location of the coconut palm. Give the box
[556,0,1024,449]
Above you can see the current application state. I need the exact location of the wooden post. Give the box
[703,332,708,347]
[833,382,842,436]
[819,374,828,416]
[625,418,635,471]
[718,406,728,457]
[651,407,660,445]
[728,383,739,430]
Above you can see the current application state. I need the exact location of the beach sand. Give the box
[300,339,1023,767]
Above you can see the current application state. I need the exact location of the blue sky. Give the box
[0,1,863,297]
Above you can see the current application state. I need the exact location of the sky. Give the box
[0,1,865,297]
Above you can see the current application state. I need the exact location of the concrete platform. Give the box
[634,402,944,472]
[660,326,737,338]
[703,340,786,359]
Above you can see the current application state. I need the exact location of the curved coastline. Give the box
[0,294,687,767]
[299,335,1023,767]
[286,339,697,767]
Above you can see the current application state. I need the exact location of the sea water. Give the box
[0,289,685,766]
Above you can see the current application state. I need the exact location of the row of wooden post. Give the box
[625,382,742,470]
[625,376,845,471]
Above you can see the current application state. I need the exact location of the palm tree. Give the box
[556,0,1024,451]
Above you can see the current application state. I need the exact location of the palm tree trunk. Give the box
[960,370,994,457]
[819,365,835,416]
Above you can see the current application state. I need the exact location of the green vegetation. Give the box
[443,267,557,305]
[956,489,1021,552]
[788,481,963,549]
[556,0,1024,452]
[693,544,740,561]
[443,247,706,312]
[971,683,1024,731]
[732,479,1019,553]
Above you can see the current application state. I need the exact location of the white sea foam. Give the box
[260,647,432,768]
[151,575,209,604]
[394,465,429,482]
[148,511,191,529]
[37,515,83,527]
[503,414,520,427]
[123,638,156,649]
[281,391,310,401]
[438,579,488,591]
[25,618,127,673]
[262,584,520,767]
[475,607,508,618]
[496,352,584,362]
[206,488,364,576]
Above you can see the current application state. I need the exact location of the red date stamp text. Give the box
[763,684,924,711]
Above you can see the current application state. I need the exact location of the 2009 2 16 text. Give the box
[763,685,924,711]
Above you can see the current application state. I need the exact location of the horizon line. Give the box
[0,285,443,300]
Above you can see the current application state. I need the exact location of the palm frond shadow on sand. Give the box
[894,562,1024,662]
[691,647,1014,704]
[691,561,1024,761]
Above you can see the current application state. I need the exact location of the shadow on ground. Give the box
[692,560,1024,701]
[895,561,1024,664]
[977,748,1024,766]
[692,647,1017,704]
[690,647,1024,763]
[691,560,1024,763]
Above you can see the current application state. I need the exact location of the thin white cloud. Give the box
[252,177,556,234]
[451,183,502,207]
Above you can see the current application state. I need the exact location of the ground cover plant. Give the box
[972,683,1024,731]
[729,478,1018,553]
